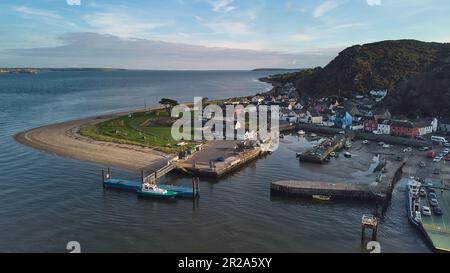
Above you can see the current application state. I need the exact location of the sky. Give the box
[0,0,449,69]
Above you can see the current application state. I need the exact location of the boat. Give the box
[313,195,331,201]
[345,141,352,148]
[344,152,352,158]
[298,130,306,136]
[310,133,317,137]
[137,183,177,199]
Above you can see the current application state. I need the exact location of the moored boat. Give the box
[158,184,196,197]
[313,195,331,201]
[137,183,177,199]
[298,130,306,136]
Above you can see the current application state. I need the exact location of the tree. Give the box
[159,98,179,115]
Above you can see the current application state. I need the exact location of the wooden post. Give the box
[196,177,200,197]
[192,178,195,199]
[102,170,106,188]
[141,169,144,186]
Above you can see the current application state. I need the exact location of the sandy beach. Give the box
[14,110,171,171]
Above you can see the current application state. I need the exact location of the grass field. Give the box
[80,110,198,154]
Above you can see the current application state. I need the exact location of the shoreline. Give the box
[14,108,172,171]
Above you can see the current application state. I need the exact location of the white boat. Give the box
[344,152,352,158]
[313,195,331,201]
[345,141,352,148]
[310,133,317,137]
[298,130,306,136]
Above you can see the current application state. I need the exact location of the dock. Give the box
[174,140,267,178]
[298,135,348,164]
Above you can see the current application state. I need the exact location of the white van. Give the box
[431,136,447,143]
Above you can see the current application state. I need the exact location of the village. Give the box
[220,82,450,143]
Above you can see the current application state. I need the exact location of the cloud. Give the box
[84,13,171,38]
[66,0,81,6]
[203,21,250,35]
[313,1,340,18]
[14,6,62,19]
[366,0,381,6]
[5,32,336,69]
[289,33,316,42]
[210,0,237,13]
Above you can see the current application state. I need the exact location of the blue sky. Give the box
[1,0,449,69]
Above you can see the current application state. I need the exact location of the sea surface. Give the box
[0,70,429,252]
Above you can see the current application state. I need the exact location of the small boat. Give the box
[313,195,331,201]
[310,133,317,137]
[330,152,336,157]
[344,152,352,158]
[296,152,302,158]
[345,141,352,148]
[137,183,177,199]
[298,130,306,136]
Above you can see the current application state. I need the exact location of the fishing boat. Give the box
[313,195,331,201]
[137,183,177,199]
[298,130,306,136]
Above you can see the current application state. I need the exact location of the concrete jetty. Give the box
[271,160,405,202]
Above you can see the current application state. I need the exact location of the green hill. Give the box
[266,39,450,117]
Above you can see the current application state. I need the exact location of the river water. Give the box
[0,70,429,252]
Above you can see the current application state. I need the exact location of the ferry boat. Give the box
[407,178,423,227]
[103,177,195,197]
[137,183,177,199]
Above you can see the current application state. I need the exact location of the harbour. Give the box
[0,70,438,252]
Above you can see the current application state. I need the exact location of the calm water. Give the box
[0,70,429,252]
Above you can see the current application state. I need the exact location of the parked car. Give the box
[416,136,426,141]
[422,206,432,216]
[444,148,450,154]
[420,188,427,197]
[445,156,450,161]
[403,147,413,153]
[429,198,439,207]
[429,192,437,199]
[444,142,450,148]
[433,207,443,216]
[362,140,370,145]
[433,156,442,162]
[419,147,430,151]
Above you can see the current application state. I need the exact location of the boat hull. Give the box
[137,189,178,199]
[104,179,139,191]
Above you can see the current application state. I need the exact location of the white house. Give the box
[251,95,265,104]
[377,120,391,135]
[280,109,297,123]
[294,103,303,110]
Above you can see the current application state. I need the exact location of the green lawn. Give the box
[80,110,198,154]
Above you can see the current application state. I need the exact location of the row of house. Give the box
[363,118,437,138]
